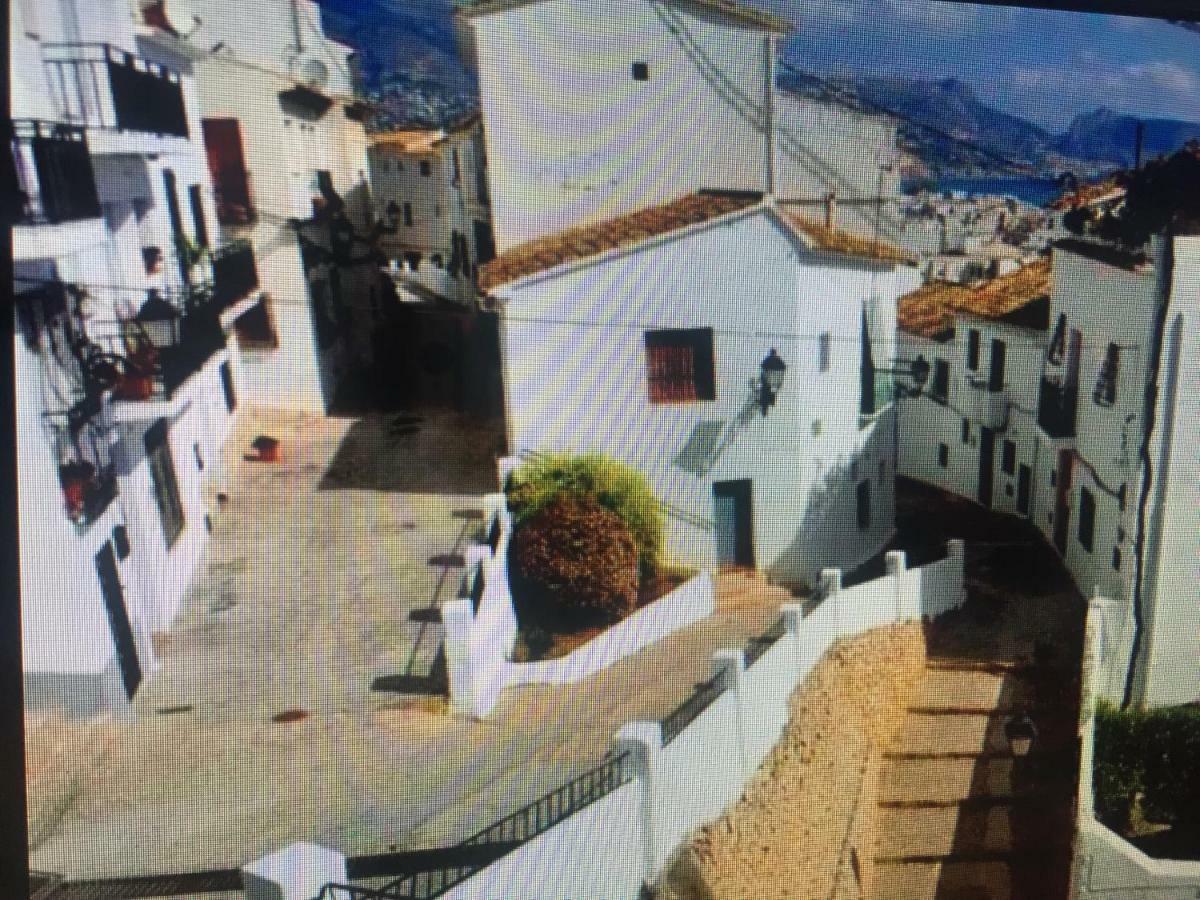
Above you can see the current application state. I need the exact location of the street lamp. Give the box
[758,348,787,416]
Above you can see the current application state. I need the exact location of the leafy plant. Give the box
[1093,700,1146,833]
[509,493,640,630]
[506,453,663,577]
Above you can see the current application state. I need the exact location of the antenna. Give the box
[1133,120,1145,171]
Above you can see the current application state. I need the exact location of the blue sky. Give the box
[769,0,1200,130]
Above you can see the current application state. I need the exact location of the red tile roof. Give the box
[898,259,1052,339]
[780,211,917,265]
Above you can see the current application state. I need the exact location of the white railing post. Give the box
[713,649,752,780]
[781,602,805,671]
[821,567,843,635]
[885,550,908,620]
[242,842,346,900]
[614,722,665,883]
[442,598,479,717]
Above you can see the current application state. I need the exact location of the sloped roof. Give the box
[1048,178,1126,211]
[898,259,1052,339]
[477,191,762,290]
[454,0,792,32]
[371,129,447,154]
[780,211,917,265]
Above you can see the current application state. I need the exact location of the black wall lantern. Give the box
[1004,711,1038,758]
[879,354,931,398]
[758,348,787,416]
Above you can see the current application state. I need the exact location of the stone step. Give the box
[926,658,1036,675]
[870,859,1012,900]
[917,668,1034,711]
[893,712,1011,756]
[876,806,1014,859]
[881,757,1015,804]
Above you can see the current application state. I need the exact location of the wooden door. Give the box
[713,480,754,569]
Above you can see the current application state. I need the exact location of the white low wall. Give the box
[1071,597,1200,899]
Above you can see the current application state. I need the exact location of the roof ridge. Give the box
[453,0,792,32]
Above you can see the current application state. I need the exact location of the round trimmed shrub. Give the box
[509,492,640,629]
[506,453,663,577]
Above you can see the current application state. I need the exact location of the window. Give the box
[420,160,431,177]
[145,420,185,549]
[201,118,254,224]
[219,360,237,412]
[1094,343,1119,406]
[1047,313,1067,365]
[188,184,209,249]
[938,443,949,468]
[878,459,887,484]
[452,148,462,185]
[644,328,715,403]
[814,332,831,373]
[932,359,949,401]
[961,418,970,444]
[967,329,980,371]
[1002,440,1016,475]
[856,480,871,531]
[1078,487,1096,553]
[1112,546,1122,571]
[632,61,649,81]
[403,202,413,227]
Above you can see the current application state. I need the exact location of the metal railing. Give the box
[743,614,788,668]
[660,670,729,746]
[42,43,188,137]
[211,239,260,310]
[314,752,633,900]
[9,119,102,225]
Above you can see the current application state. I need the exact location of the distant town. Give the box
[13,2,1200,900]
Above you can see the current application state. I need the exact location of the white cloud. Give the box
[1011,59,1200,123]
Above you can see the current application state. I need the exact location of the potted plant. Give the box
[251,435,280,462]
[59,460,97,521]
[115,344,158,401]
[178,236,210,282]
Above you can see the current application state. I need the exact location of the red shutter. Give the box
[647,344,696,403]
[201,118,253,224]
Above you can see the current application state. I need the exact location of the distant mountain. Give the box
[1055,109,1200,167]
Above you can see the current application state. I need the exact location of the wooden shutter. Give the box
[202,118,253,224]
[647,343,697,403]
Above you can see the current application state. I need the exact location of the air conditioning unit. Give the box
[290,51,330,90]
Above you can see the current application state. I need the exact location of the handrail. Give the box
[661,670,728,746]
[743,614,788,668]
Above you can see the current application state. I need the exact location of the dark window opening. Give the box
[645,328,715,403]
[1047,313,1067,365]
[967,329,980,371]
[1078,487,1096,553]
[1094,342,1120,406]
[856,480,871,531]
[419,160,431,177]
[1112,546,1122,571]
[818,332,831,373]
[145,420,185,549]
[403,202,413,227]
[219,360,237,412]
[938,443,949,468]
[187,184,209,249]
[932,359,949,402]
[1002,440,1016,475]
[202,118,255,224]
[961,418,970,444]
[452,148,462,185]
[632,62,650,81]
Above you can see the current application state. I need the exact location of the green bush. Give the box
[506,453,663,576]
[1093,701,1200,833]
[509,493,640,629]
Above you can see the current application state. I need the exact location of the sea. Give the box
[903,176,1063,208]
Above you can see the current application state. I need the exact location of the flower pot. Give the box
[59,462,96,521]
[116,374,155,401]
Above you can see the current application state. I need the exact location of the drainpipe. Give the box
[1122,230,1173,708]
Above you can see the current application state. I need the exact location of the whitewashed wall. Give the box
[498,207,921,584]
[468,0,776,251]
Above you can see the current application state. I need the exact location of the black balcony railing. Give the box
[1038,376,1079,439]
[211,239,260,310]
[42,43,188,137]
[10,119,102,225]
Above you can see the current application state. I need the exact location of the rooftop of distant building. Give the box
[478,193,918,291]
[1048,177,1126,212]
[898,259,1052,340]
[453,0,792,32]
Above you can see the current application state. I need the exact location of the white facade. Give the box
[13,0,254,714]
[368,121,494,304]
[142,0,379,412]
[493,204,922,584]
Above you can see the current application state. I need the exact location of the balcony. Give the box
[55,422,120,532]
[42,43,189,150]
[961,376,1010,429]
[9,120,102,224]
[211,239,261,316]
[1038,375,1079,440]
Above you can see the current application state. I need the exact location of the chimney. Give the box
[823,192,837,230]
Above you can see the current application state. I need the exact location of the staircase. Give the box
[872,659,1074,900]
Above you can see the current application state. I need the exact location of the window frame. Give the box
[644,328,716,405]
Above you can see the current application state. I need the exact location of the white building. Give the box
[456,0,906,254]
[135,0,382,412]
[898,233,1200,707]
[481,192,922,585]
[12,0,262,714]
[368,116,495,304]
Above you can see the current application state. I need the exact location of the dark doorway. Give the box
[473,219,496,265]
[95,543,142,700]
[713,479,754,569]
[989,338,1006,391]
[1017,463,1032,516]
[187,183,209,249]
[978,427,995,508]
[162,169,187,283]
[1053,449,1074,555]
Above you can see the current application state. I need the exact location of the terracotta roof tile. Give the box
[478,192,761,290]
[370,129,447,154]
[1048,177,1126,211]
[454,0,792,32]
[781,212,917,265]
[898,259,1052,339]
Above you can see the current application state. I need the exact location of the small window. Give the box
[878,459,887,484]
[644,328,715,403]
[1093,342,1119,406]
[1078,487,1096,553]
[1112,546,1122,571]
[1002,440,1016,475]
[403,202,413,227]
[1050,469,1057,487]
[938,443,949,468]
[452,148,462,185]
[856,479,871,531]
[145,420,185,549]
[419,160,431,177]
[818,332,831,373]
[396,160,405,173]
[632,62,649,81]
[967,329,980,371]
[932,359,949,401]
[961,418,970,444]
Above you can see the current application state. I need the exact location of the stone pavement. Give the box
[28,408,784,881]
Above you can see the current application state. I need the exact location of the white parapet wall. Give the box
[1071,597,1200,899]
